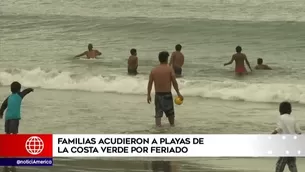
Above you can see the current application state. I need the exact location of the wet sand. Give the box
[11,159,257,172]
[0,89,304,172]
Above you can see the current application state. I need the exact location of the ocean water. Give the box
[1,0,305,171]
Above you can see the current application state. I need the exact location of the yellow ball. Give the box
[174,97,183,105]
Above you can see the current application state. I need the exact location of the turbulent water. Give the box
[1,68,305,104]
[1,0,305,171]
[1,0,305,104]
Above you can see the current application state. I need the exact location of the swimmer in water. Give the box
[127,48,138,75]
[75,43,102,59]
[224,46,252,76]
[147,51,183,127]
[255,58,272,70]
[169,44,184,77]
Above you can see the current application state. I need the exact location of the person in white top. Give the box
[271,101,302,172]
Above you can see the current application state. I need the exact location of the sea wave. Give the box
[1,0,305,22]
[1,68,305,104]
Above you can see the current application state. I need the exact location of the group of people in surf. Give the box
[75,44,272,77]
[74,43,272,128]
[75,43,185,77]
[224,45,272,75]
[0,43,299,172]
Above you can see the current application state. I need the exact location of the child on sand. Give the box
[0,82,33,172]
[0,81,34,134]
[271,101,302,172]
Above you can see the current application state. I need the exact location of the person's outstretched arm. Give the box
[18,88,34,99]
[224,56,234,66]
[0,97,8,119]
[96,50,102,56]
[75,51,86,58]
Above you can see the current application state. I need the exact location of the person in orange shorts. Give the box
[224,46,252,76]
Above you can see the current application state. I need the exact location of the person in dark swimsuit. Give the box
[128,48,138,75]
[169,44,184,77]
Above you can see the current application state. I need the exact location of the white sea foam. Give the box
[1,68,305,104]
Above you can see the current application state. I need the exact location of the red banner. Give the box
[0,134,52,157]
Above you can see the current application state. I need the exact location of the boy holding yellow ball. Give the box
[147,51,183,127]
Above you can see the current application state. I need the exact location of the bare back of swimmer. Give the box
[224,46,252,76]
[75,44,102,59]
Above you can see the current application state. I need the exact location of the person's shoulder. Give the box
[263,64,270,68]
[279,114,294,120]
[166,65,174,72]
[255,65,260,69]
[7,94,13,99]
[151,66,158,72]
[8,93,21,99]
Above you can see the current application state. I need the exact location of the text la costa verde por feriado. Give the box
[57,137,204,154]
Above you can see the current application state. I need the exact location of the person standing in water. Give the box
[127,48,138,75]
[75,43,102,59]
[147,51,183,127]
[224,46,252,76]
[169,44,184,77]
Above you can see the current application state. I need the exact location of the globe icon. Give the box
[25,136,44,155]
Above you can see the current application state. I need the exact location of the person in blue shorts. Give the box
[147,51,183,127]
[0,81,34,134]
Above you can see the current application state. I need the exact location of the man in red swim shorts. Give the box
[224,46,252,76]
